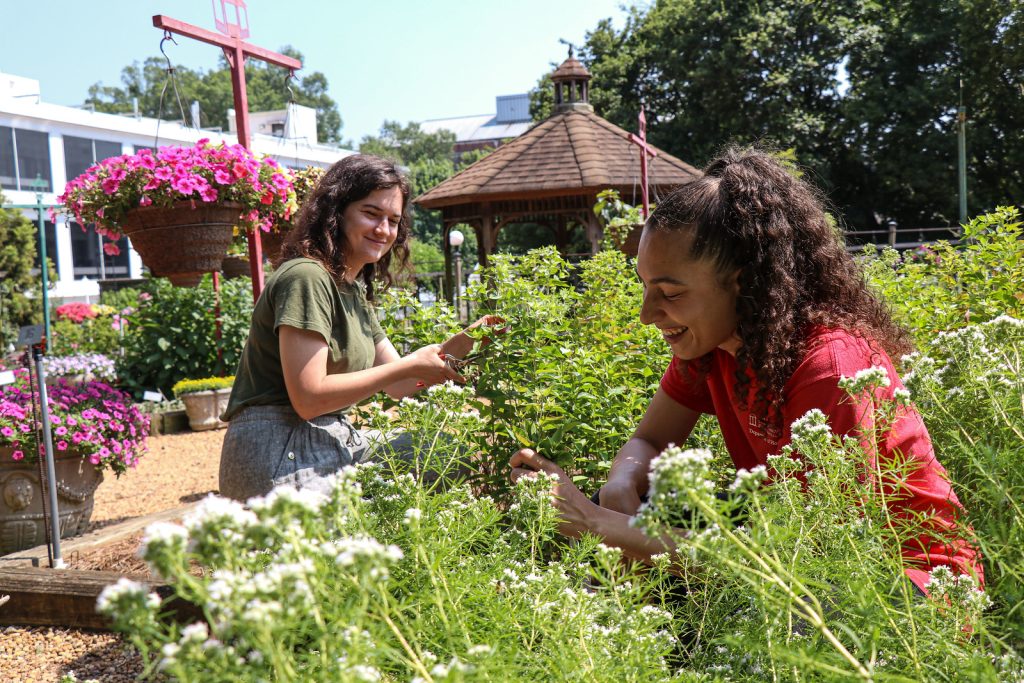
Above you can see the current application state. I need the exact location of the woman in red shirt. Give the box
[510,147,981,594]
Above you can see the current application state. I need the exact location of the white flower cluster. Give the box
[426,380,471,397]
[410,655,474,682]
[137,521,189,574]
[789,409,833,446]
[728,465,768,493]
[512,469,560,503]
[403,507,423,525]
[648,446,716,506]
[179,620,208,641]
[595,543,624,563]
[327,535,404,579]
[247,483,329,514]
[183,494,259,539]
[925,565,991,613]
[96,577,160,614]
[837,365,892,394]
[343,664,382,682]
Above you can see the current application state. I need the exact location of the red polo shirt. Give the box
[660,327,982,594]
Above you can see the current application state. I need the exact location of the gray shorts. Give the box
[218,405,404,501]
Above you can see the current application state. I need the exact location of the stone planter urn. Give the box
[180,388,231,431]
[0,448,103,555]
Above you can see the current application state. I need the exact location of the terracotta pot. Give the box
[180,388,231,431]
[120,201,242,287]
[0,448,103,555]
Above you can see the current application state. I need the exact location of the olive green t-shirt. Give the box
[222,258,386,420]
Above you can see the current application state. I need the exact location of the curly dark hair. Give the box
[646,146,913,412]
[277,154,411,301]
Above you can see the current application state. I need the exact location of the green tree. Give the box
[0,195,56,350]
[837,0,1024,228]
[84,47,344,144]
[532,0,1023,232]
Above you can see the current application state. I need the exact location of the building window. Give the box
[64,136,122,182]
[69,222,130,279]
[30,219,60,273]
[0,125,53,192]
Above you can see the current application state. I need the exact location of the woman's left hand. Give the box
[442,315,507,359]
[509,448,597,538]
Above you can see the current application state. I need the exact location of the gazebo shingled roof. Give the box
[415,49,700,270]
[415,109,699,207]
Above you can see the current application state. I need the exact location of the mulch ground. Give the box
[0,429,225,682]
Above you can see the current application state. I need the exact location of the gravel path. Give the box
[1,429,225,682]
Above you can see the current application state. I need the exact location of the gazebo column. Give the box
[478,203,496,266]
[554,215,570,254]
[581,199,604,254]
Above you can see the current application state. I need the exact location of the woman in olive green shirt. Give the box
[220,154,491,501]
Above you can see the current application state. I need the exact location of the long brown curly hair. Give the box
[277,154,411,301]
[646,146,912,412]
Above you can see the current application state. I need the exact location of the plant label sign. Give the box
[0,370,14,386]
[143,390,165,403]
[16,324,44,348]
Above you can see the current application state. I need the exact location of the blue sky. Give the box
[2,0,628,145]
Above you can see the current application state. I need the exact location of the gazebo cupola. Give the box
[551,47,593,113]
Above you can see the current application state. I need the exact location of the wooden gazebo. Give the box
[415,49,701,275]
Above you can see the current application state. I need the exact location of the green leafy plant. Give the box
[117,276,252,397]
[865,206,1024,344]
[593,188,645,251]
[0,191,55,350]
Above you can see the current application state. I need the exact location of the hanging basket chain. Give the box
[154,31,192,148]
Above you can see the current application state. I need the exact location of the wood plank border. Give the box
[0,503,197,569]
[0,566,201,630]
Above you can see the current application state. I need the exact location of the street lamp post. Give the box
[448,229,465,322]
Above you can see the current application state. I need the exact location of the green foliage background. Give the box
[531,0,1023,232]
[117,276,253,397]
[0,193,55,350]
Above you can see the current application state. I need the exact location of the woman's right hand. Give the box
[403,344,464,386]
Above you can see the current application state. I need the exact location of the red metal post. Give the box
[224,42,266,299]
[212,271,224,373]
[628,105,658,219]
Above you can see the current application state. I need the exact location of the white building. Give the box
[420,93,533,156]
[0,71,353,302]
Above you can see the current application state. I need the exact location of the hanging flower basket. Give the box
[221,253,251,279]
[120,201,241,286]
[58,139,298,286]
[229,164,324,265]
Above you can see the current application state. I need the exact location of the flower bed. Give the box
[43,353,117,382]
[0,370,148,475]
